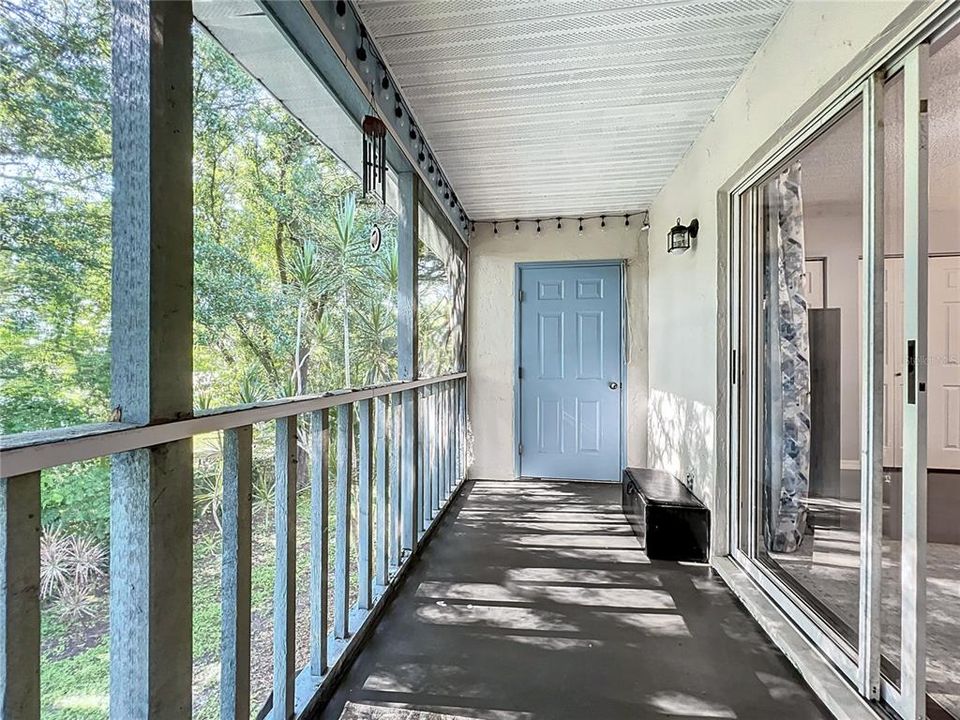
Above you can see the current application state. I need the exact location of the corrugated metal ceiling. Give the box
[356,0,791,219]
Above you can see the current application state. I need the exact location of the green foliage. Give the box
[40,461,110,539]
[3,3,462,715]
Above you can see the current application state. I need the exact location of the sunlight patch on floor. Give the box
[646,691,737,718]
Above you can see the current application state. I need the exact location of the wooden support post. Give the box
[1,472,40,720]
[221,428,252,720]
[357,399,374,610]
[334,404,354,638]
[310,409,331,676]
[398,171,419,553]
[397,171,419,382]
[272,417,298,719]
[389,395,401,570]
[375,396,389,589]
[109,3,193,716]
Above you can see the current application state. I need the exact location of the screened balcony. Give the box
[2,2,959,720]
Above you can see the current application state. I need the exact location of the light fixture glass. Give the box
[667,217,697,254]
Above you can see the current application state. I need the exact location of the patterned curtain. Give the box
[766,162,811,553]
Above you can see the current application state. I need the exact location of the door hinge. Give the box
[518,366,524,379]
[518,444,523,455]
[519,290,525,302]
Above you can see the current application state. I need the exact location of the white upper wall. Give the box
[467,222,649,480]
[645,0,917,508]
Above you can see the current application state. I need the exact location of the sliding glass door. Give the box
[731,13,960,720]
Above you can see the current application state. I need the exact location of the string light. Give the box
[493,222,499,235]
[471,221,476,233]
[641,211,650,230]
[356,27,367,62]
[469,212,647,233]
[336,0,346,16]
[409,127,417,140]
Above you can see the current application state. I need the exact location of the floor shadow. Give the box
[311,480,832,720]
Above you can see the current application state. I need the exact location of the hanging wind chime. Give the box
[362,109,387,204]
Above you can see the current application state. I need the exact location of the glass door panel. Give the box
[755,102,865,651]
[924,27,960,720]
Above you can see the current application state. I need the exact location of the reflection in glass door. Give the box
[755,102,865,653]
[732,13,960,720]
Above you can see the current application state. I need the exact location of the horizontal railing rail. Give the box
[0,372,466,478]
[0,372,468,720]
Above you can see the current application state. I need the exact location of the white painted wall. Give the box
[467,221,649,480]
[645,1,915,510]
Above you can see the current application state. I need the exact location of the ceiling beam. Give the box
[259,0,469,244]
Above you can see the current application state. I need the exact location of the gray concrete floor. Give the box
[315,480,833,720]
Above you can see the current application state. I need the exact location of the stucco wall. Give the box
[467,222,649,480]
[645,1,918,512]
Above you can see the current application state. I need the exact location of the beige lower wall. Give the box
[467,222,648,480]
[645,0,920,513]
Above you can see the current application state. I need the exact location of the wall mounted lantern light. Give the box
[667,217,698,254]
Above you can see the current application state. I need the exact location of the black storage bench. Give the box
[621,467,710,562]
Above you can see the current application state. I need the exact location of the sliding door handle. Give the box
[907,340,916,405]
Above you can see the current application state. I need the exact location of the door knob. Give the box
[608,381,619,390]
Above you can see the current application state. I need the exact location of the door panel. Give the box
[519,263,622,480]
[927,256,960,469]
[864,256,960,470]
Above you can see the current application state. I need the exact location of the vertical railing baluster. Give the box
[425,386,435,525]
[430,385,443,510]
[375,395,389,589]
[449,383,456,497]
[357,399,373,611]
[416,387,430,538]
[221,427,252,720]
[458,378,465,487]
[310,409,330,676]
[402,388,417,552]
[446,383,454,499]
[1,472,40,720]
[438,384,447,506]
[431,386,439,519]
[334,403,354,639]
[390,394,401,571]
[273,417,297,719]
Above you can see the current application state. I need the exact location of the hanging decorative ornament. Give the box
[369,223,383,253]
[362,111,387,204]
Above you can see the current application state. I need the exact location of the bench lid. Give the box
[624,467,704,508]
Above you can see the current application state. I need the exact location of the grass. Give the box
[38,488,345,720]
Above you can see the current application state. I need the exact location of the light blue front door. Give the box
[518,262,622,481]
